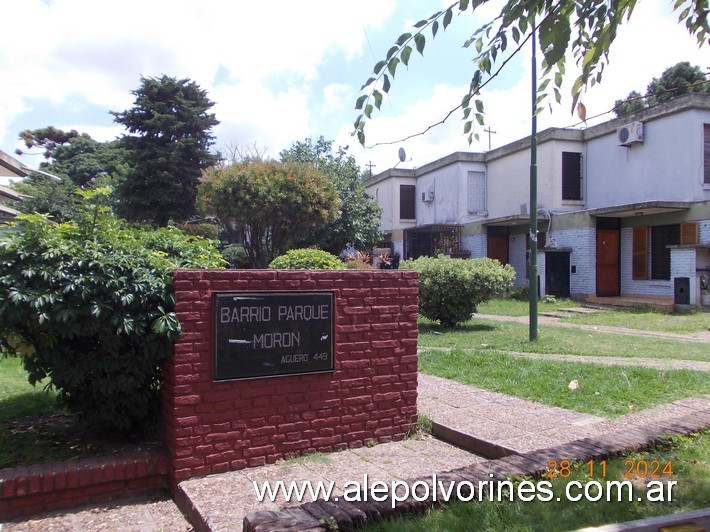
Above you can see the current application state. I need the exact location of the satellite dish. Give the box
[398,147,406,162]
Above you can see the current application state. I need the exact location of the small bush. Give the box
[269,248,345,270]
[222,244,251,269]
[0,189,225,432]
[509,285,529,301]
[401,256,515,327]
[178,222,219,241]
[344,250,373,270]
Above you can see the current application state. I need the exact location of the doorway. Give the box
[487,226,509,265]
[545,251,570,298]
[596,218,620,297]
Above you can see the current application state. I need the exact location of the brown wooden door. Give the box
[596,228,620,296]
[487,233,509,265]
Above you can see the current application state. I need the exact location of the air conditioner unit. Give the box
[617,122,644,146]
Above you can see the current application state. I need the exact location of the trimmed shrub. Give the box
[269,248,345,270]
[401,256,515,327]
[178,222,219,241]
[0,189,225,432]
[222,244,251,269]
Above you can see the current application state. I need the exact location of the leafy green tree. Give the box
[112,75,219,226]
[646,61,709,105]
[614,62,709,117]
[0,188,224,432]
[12,127,127,221]
[354,0,709,144]
[613,90,646,118]
[13,174,81,222]
[280,137,383,254]
[17,127,127,186]
[197,160,340,268]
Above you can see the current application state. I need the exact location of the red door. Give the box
[596,228,620,296]
[487,233,509,265]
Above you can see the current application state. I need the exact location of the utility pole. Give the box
[529,21,538,342]
[365,161,376,178]
[484,127,497,150]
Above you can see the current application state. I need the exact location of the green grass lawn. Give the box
[365,430,710,532]
[419,318,710,362]
[477,298,710,334]
[420,348,710,418]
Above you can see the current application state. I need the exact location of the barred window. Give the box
[467,171,487,214]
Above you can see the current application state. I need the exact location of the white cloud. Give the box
[0,0,707,178]
[345,0,710,174]
[0,0,397,152]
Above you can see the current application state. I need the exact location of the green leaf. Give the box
[464,121,472,134]
[396,32,412,45]
[432,20,439,38]
[374,60,387,74]
[386,45,399,60]
[387,57,400,77]
[475,113,485,125]
[364,104,373,118]
[415,33,426,55]
[539,12,571,67]
[414,19,428,28]
[401,46,412,66]
[475,99,484,113]
[512,26,521,44]
[555,72,563,88]
[355,95,367,110]
[383,74,391,93]
[443,8,453,29]
[459,0,469,10]
[373,90,383,110]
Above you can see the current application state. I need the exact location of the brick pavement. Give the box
[3,374,709,531]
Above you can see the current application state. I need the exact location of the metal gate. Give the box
[403,225,463,259]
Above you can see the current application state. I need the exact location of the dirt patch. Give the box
[3,412,164,468]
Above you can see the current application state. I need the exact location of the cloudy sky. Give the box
[1,0,707,180]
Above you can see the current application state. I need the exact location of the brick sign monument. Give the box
[164,269,419,483]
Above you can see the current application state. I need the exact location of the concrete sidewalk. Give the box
[4,374,710,531]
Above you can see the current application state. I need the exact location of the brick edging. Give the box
[242,412,710,531]
[0,450,169,521]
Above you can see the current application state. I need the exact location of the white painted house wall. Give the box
[585,108,710,208]
[415,160,487,226]
[368,174,417,232]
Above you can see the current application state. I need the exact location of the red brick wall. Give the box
[0,451,168,521]
[165,270,419,483]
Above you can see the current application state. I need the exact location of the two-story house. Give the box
[364,93,710,309]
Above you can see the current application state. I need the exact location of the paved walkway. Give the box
[475,312,710,343]
[5,374,710,531]
[423,346,710,372]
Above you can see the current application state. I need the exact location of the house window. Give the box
[704,124,710,184]
[467,171,486,214]
[399,184,416,220]
[562,152,583,200]
[632,226,649,280]
[650,224,679,280]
